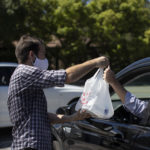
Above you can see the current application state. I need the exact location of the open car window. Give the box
[111,73,150,110]
[109,73,150,126]
[125,73,150,100]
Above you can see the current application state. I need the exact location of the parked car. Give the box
[51,57,150,150]
[0,62,83,127]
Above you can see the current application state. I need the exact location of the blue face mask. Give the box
[33,56,49,70]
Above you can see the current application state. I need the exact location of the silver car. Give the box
[0,62,83,127]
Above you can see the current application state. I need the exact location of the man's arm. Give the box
[66,56,109,83]
[103,66,148,119]
[48,110,90,124]
[103,66,127,103]
[29,56,108,88]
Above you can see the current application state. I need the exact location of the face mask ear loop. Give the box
[31,55,36,66]
[33,55,37,64]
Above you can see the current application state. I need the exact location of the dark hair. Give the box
[15,35,44,63]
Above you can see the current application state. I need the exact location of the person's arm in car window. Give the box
[103,66,148,119]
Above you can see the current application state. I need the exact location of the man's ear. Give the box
[29,50,34,58]
[29,50,36,60]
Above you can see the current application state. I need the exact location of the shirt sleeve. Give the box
[22,66,66,89]
[124,91,148,119]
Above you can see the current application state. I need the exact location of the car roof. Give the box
[0,62,18,67]
[109,57,150,94]
[116,57,150,79]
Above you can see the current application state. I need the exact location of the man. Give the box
[103,66,150,125]
[8,35,109,150]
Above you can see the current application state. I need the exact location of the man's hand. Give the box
[48,110,91,124]
[103,66,127,103]
[66,56,109,83]
[70,110,91,122]
[94,56,109,68]
[103,66,116,85]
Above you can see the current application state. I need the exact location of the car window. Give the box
[111,73,150,109]
[0,67,16,86]
[125,73,150,98]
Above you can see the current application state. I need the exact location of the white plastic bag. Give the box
[75,68,114,119]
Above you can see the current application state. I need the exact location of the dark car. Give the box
[51,57,150,150]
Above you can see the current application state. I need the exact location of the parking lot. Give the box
[0,128,12,150]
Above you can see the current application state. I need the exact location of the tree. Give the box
[53,0,150,71]
[0,0,27,61]
[86,0,150,71]
[53,0,90,66]
[0,0,58,62]
[1,0,150,73]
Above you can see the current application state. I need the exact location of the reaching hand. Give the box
[71,109,91,121]
[103,66,116,85]
[94,56,109,68]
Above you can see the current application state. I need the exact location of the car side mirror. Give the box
[56,101,78,115]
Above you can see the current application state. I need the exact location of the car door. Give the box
[62,101,144,150]
[0,66,16,127]
[132,124,150,150]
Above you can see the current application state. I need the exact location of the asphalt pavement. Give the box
[0,128,12,150]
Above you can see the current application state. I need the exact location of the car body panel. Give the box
[60,119,150,150]
[0,86,12,127]
[115,57,150,85]
[44,85,83,113]
[134,126,150,150]
[63,119,137,150]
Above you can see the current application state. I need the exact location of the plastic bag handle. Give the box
[93,68,100,78]
[93,68,103,78]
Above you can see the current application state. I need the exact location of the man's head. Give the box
[15,35,45,65]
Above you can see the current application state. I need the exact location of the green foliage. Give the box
[1,0,150,72]
[0,0,58,62]
[0,0,26,42]
[52,0,150,71]
[53,0,90,65]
